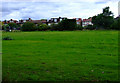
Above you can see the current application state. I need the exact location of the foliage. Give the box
[21,22,37,31]
[110,18,120,30]
[2,24,10,31]
[92,7,114,29]
[8,23,18,29]
[58,19,77,31]
[75,25,83,30]
[37,24,50,31]
[50,23,60,31]
[85,25,96,30]
[49,19,77,31]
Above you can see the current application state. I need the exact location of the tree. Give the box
[92,7,114,29]
[75,25,83,30]
[8,23,17,30]
[21,22,36,31]
[49,23,59,31]
[110,18,120,30]
[2,24,10,31]
[37,24,50,31]
[58,19,77,31]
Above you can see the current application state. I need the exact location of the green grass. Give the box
[0,31,2,82]
[2,30,118,82]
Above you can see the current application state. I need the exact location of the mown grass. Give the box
[2,30,118,82]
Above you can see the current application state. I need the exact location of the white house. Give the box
[82,18,93,27]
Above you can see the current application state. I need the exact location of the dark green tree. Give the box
[37,24,50,31]
[92,7,114,29]
[110,18,120,30]
[21,22,36,31]
[58,19,77,31]
[8,23,17,29]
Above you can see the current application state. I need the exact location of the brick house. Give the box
[26,18,47,25]
[9,19,18,23]
[82,18,93,27]
[73,18,82,26]
[3,19,18,25]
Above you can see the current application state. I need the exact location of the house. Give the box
[82,18,93,27]
[29,20,42,26]
[25,18,47,25]
[73,18,82,26]
[40,19,47,24]
[9,19,18,23]
[47,17,67,25]
[3,19,18,25]
[18,19,27,27]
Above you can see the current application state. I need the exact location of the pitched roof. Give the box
[83,18,92,22]
[29,20,42,24]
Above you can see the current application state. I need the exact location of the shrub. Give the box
[3,36,13,40]
[8,23,17,30]
[37,24,50,31]
[75,25,83,30]
[110,18,120,30]
[85,25,96,30]
[21,22,37,31]
[2,24,10,31]
[50,23,59,31]
[58,19,77,31]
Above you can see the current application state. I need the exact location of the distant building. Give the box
[47,17,67,25]
[73,18,82,26]
[19,18,47,26]
[3,19,18,25]
[82,18,93,27]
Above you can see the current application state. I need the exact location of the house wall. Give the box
[82,21,93,27]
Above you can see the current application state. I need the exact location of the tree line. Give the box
[2,6,120,31]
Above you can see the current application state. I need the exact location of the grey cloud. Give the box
[1,1,118,20]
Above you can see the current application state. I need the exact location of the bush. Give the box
[21,22,37,31]
[85,25,96,30]
[58,19,77,31]
[2,24,10,31]
[110,18,120,30]
[8,23,17,30]
[50,23,59,31]
[75,25,83,30]
[3,36,13,40]
[37,24,50,31]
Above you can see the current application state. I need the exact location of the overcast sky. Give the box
[1,0,119,20]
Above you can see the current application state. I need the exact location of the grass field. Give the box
[2,30,119,82]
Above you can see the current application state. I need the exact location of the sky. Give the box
[1,0,119,20]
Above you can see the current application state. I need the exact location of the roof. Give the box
[29,20,42,24]
[41,20,47,23]
[73,18,82,22]
[83,18,92,22]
